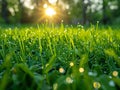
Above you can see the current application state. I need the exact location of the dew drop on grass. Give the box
[112,71,118,77]
[108,76,112,79]
[59,67,65,74]
[70,62,74,67]
[79,67,84,73]
[104,71,107,74]
[88,72,93,76]
[88,72,97,76]
[109,80,115,87]
[93,82,101,89]
[66,77,73,84]
[0,59,3,65]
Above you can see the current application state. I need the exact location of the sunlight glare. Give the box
[43,4,48,8]
[48,0,57,4]
[45,7,56,17]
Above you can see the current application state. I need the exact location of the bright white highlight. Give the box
[48,0,57,4]
[43,4,48,8]
[45,7,56,17]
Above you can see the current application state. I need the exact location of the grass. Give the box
[0,24,120,90]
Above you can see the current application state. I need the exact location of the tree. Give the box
[61,0,91,24]
[82,0,87,24]
[102,0,108,24]
[18,0,24,23]
[17,0,33,23]
[1,0,10,23]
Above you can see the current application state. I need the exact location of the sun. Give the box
[45,7,56,17]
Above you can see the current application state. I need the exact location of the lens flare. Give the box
[45,7,56,17]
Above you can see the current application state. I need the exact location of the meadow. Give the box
[0,24,120,90]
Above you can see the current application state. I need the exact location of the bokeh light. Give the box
[70,62,74,67]
[66,77,73,84]
[93,82,101,89]
[112,71,118,77]
[48,0,57,4]
[43,4,48,8]
[109,80,115,87]
[79,67,84,73]
[59,67,65,73]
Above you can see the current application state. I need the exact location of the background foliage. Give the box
[0,0,120,24]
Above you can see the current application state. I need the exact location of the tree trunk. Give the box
[18,0,24,23]
[88,0,91,23]
[82,0,86,24]
[102,0,107,24]
[35,0,43,6]
[1,0,9,24]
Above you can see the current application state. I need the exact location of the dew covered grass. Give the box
[0,24,120,90]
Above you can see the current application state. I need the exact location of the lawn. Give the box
[0,24,120,90]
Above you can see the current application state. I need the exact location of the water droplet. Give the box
[93,82,101,89]
[109,76,112,79]
[109,80,115,87]
[112,71,118,77]
[66,77,73,84]
[59,67,65,73]
[70,62,74,67]
[88,72,97,76]
[79,67,84,73]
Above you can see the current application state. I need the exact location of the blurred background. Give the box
[0,0,120,25]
